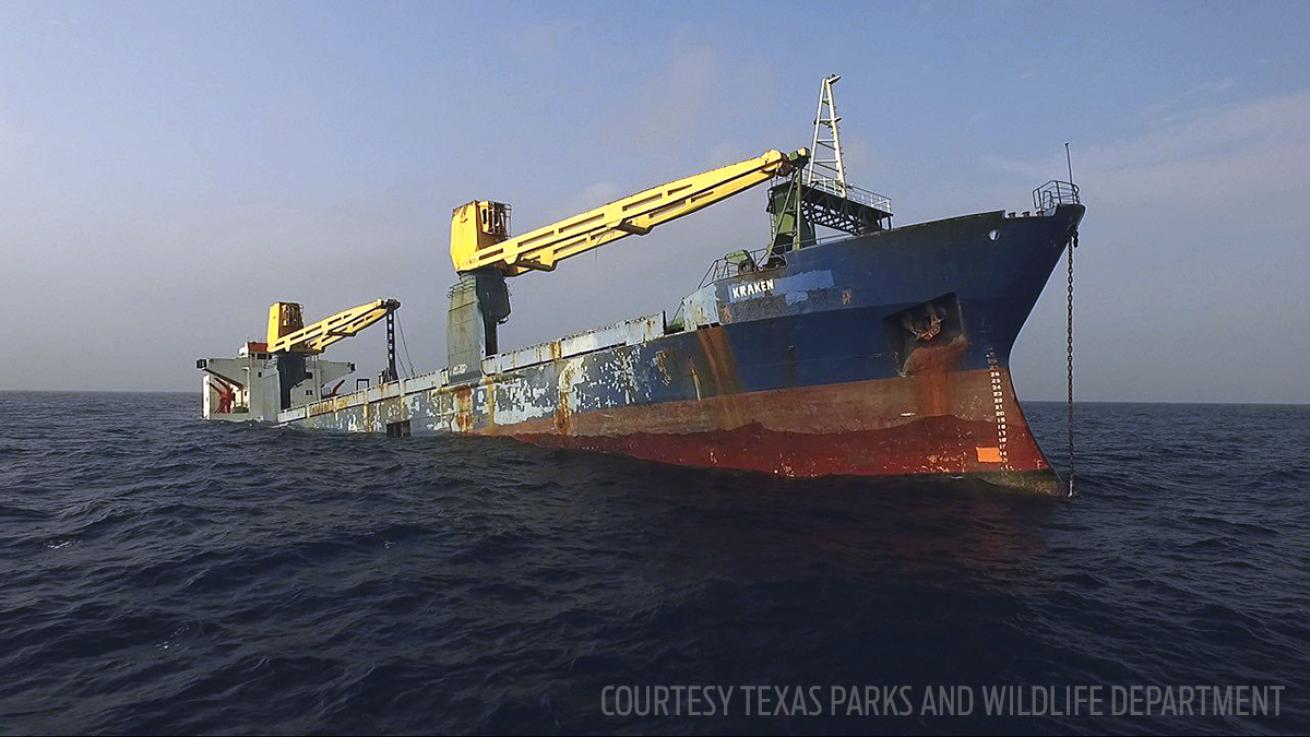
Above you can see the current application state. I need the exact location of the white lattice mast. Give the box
[807,74,847,196]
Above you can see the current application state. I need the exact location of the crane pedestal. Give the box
[446,268,511,384]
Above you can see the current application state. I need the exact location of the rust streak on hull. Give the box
[496,369,1058,494]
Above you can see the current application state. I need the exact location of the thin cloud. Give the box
[625,43,723,147]
[1182,75,1238,97]
[564,180,622,213]
[983,90,1310,211]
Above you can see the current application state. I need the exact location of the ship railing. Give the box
[701,246,774,285]
[697,230,856,288]
[1033,180,1080,211]
[800,170,893,213]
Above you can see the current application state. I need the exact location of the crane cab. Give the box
[450,201,512,274]
[267,302,306,350]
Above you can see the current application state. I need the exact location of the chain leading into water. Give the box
[1066,230,1078,497]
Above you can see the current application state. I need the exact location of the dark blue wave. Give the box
[0,392,1306,734]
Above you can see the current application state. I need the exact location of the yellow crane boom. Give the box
[450,148,809,275]
[266,298,400,354]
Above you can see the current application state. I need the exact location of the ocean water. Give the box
[0,392,1306,735]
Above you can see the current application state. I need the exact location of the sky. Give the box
[1,0,1307,403]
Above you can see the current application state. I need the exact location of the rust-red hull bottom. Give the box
[488,368,1061,495]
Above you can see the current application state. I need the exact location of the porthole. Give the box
[988,229,1000,241]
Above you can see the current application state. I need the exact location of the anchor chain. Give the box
[1066,230,1078,497]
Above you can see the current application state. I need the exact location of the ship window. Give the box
[988,229,1000,241]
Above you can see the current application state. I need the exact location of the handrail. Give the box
[1033,180,1080,211]
[800,170,893,213]
[697,230,864,289]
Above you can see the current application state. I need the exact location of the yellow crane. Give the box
[266,298,401,354]
[450,148,809,276]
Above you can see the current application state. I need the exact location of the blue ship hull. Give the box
[281,204,1084,493]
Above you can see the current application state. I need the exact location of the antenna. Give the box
[807,74,848,197]
[1065,141,1075,184]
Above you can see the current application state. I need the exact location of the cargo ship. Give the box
[197,76,1083,493]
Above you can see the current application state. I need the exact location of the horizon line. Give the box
[1,388,1306,408]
